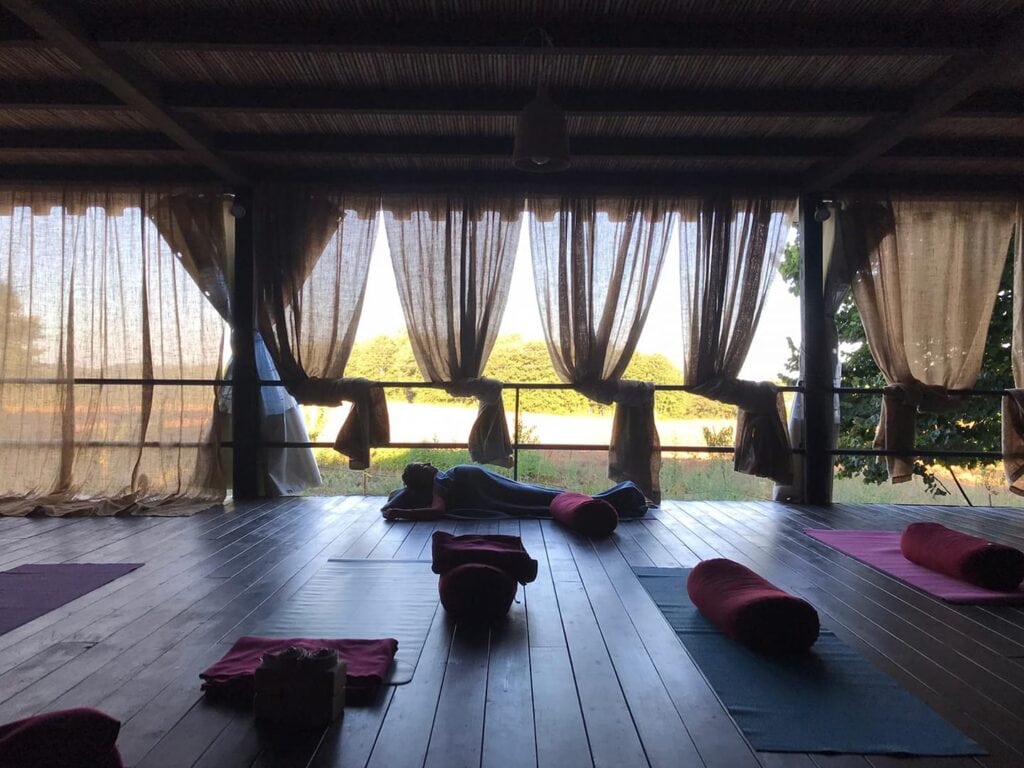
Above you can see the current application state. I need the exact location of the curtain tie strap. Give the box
[290,376,374,407]
[883,381,960,413]
[444,376,503,404]
[575,379,654,406]
[692,377,779,413]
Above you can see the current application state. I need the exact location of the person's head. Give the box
[402,462,439,492]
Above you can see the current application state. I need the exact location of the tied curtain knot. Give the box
[443,377,513,468]
[575,379,661,504]
[877,380,961,483]
[1002,389,1024,496]
[692,377,793,485]
[289,376,390,471]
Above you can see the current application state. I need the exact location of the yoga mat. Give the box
[634,566,983,755]
[0,563,143,636]
[804,529,1024,605]
[244,560,440,685]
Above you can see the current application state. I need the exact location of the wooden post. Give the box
[800,194,833,505]
[231,188,261,499]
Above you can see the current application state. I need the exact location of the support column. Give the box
[800,195,833,505]
[231,188,261,499]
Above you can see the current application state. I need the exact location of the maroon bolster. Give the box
[687,558,820,654]
[431,531,538,584]
[0,708,123,768]
[438,563,518,621]
[901,522,1024,592]
[550,492,618,537]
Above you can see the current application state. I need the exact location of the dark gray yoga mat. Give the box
[0,563,142,636]
[635,566,983,755]
[242,560,439,684]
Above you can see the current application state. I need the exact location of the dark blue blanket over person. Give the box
[381,463,649,521]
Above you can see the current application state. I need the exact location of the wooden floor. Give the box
[2,498,1024,768]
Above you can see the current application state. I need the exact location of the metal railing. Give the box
[3,377,1017,472]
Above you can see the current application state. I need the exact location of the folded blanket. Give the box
[439,563,518,621]
[550,492,618,537]
[901,522,1024,592]
[431,531,538,584]
[200,636,398,705]
[0,708,122,768]
[687,558,820,654]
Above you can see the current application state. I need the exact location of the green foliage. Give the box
[343,332,735,420]
[778,239,801,297]
[781,235,1015,496]
[702,425,734,447]
[0,282,43,375]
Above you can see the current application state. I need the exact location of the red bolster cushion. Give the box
[0,708,123,768]
[438,563,518,621]
[550,492,618,537]
[431,532,538,584]
[901,522,1024,592]
[687,558,820,654]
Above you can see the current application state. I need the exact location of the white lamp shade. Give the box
[512,87,570,172]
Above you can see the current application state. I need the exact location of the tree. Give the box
[780,236,1014,496]
[0,283,43,376]
[344,332,735,420]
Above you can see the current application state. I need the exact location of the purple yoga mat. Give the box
[804,529,1024,604]
[0,563,143,636]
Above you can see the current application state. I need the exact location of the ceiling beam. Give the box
[1,165,1020,197]
[0,18,1000,56]
[802,9,1024,192]
[1,82,1021,120]
[3,130,1022,163]
[0,0,248,185]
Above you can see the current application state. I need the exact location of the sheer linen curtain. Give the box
[384,193,523,467]
[149,190,321,495]
[1002,204,1024,494]
[0,186,228,516]
[837,198,1016,483]
[679,195,797,485]
[529,196,677,502]
[255,186,387,470]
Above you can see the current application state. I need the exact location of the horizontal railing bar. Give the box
[0,377,228,386]
[0,440,221,448]
[255,379,805,392]
[833,386,1010,397]
[0,439,1007,459]
[260,440,744,453]
[830,448,1007,458]
[0,379,1014,398]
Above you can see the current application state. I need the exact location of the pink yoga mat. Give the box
[803,529,1024,604]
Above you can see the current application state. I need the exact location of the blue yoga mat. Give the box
[634,567,983,755]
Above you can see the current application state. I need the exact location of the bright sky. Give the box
[357,216,801,382]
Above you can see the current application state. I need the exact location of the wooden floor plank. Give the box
[3,497,1023,767]
[482,599,536,768]
[423,621,490,768]
[543,522,649,768]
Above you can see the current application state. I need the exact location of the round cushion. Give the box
[438,563,518,621]
[901,522,1024,592]
[550,492,618,537]
[0,708,123,768]
[687,558,820,654]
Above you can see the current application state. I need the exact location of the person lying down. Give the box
[381,462,649,521]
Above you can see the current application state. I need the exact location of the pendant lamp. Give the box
[512,84,570,172]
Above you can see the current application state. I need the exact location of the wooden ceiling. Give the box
[1,0,1023,193]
